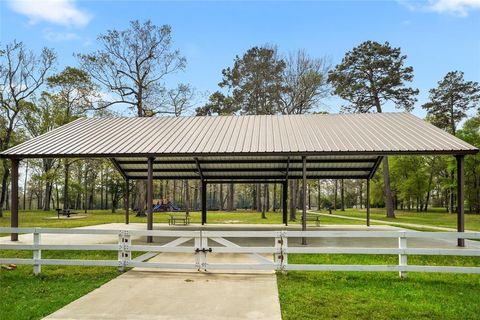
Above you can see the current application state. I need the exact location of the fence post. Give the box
[33,230,41,275]
[275,231,287,272]
[398,232,407,279]
[118,230,131,272]
[194,232,202,271]
[201,233,208,272]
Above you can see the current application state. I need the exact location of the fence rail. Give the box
[1,227,479,277]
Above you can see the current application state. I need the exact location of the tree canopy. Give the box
[422,71,480,135]
[327,40,419,113]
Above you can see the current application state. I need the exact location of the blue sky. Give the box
[1,0,479,117]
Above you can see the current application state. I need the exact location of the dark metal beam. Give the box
[110,158,129,180]
[204,180,285,184]
[302,156,307,245]
[10,159,19,241]
[456,155,465,247]
[368,156,383,179]
[147,157,154,243]
[122,167,374,173]
[194,157,204,181]
[131,175,370,180]
[116,159,378,165]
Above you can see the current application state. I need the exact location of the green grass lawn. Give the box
[0,250,119,320]
[278,254,480,320]
[319,207,480,231]
[0,208,365,231]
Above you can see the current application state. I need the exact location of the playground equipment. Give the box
[153,200,180,212]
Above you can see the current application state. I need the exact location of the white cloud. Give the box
[8,0,91,27]
[43,28,79,41]
[428,0,480,16]
[400,0,480,16]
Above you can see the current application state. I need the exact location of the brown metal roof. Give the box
[1,112,477,181]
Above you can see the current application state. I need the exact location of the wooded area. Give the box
[1,21,479,218]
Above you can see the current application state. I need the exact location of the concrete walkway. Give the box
[44,250,282,320]
[311,211,476,232]
[44,270,281,320]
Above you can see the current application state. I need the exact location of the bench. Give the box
[303,213,320,226]
[56,209,79,218]
[168,214,190,226]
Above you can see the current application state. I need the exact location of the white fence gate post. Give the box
[275,231,287,272]
[201,234,208,272]
[33,230,41,275]
[195,233,202,271]
[398,232,407,279]
[118,230,131,272]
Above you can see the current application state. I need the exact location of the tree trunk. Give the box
[136,181,146,216]
[273,183,277,212]
[23,161,28,210]
[340,179,345,211]
[308,183,311,210]
[383,157,395,218]
[227,184,235,211]
[261,183,267,219]
[184,180,190,214]
[449,170,455,214]
[289,180,297,221]
[55,183,60,210]
[64,160,70,210]
[334,180,338,210]
[359,180,363,209]
[219,184,224,210]
[194,182,199,210]
[424,158,436,212]
[100,167,104,209]
[256,184,261,212]
[0,160,10,216]
[266,184,270,212]
[317,179,321,210]
[43,182,52,211]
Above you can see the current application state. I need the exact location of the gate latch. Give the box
[195,248,212,253]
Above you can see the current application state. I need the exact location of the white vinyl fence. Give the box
[1,227,480,278]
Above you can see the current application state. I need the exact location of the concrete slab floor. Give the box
[1,223,478,248]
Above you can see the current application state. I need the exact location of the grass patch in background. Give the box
[0,209,365,230]
[323,207,480,231]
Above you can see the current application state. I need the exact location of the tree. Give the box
[0,41,56,216]
[422,71,480,135]
[457,116,480,213]
[279,50,330,114]
[328,41,419,218]
[166,84,195,116]
[46,66,98,211]
[47,67,97,121]
[22,94,59,210]
[79,20,186,216]
[196,91,238,116]
[220,46,286,115]
[77,20,186,117]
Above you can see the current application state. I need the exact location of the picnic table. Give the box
[168,213,190,225]
[56,208,78,218]
[303,213,320,226]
